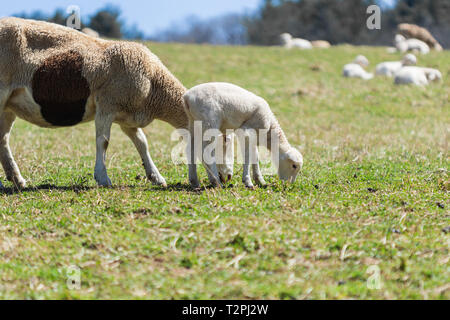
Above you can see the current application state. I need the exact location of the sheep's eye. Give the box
[293,165,298,170]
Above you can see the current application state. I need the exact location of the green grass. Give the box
[0,43,449,299]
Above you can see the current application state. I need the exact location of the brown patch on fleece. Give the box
[32,50,91,126]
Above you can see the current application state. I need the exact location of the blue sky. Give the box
[0,0,261,34]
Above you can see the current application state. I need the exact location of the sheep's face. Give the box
[395,34,406,44]
[278,147,303,183]
[280,33,292,45]
[217,135,234,184]
[354,55,369,68]
[426,69,442,82]
[402,54,417,66]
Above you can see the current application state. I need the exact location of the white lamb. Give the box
[183,83,303,189]
[394,66,442,86]
[375,54,417,77]
[395,34,430,55]
[280,33,312,50]
[343,55,374,80]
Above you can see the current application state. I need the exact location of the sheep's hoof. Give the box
[246,185,256,190]
[149,175,167,187]
[95,176,112,188]
[9,176,27,189]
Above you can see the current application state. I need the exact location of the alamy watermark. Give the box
[66,265,81,290]
[366,5,381,30]
[66,5,81,30]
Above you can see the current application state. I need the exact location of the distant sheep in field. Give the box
[375,54,417,77]
[398,23,443,51]
[81,27,99,38]
[183,82,303,189]
[280,33,312,50]
[394,66,442,86]
[311,40,331,48]
[343,55,373,80]
[0,17,233,189]
[395,34,430,55]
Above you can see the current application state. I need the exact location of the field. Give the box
[0,43,448,299]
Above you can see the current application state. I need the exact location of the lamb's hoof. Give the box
[11,177,27,189]
[149,175,167,187]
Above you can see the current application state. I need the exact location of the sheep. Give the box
[398,23,443,51]
[81,27,100,38]
[342,55,374,80]
[395,34,430,55]
[375,53,417,77]
[394,66,442,86]
[311,40,331,49]
[280,33,312,50]
[183,82,303,189]
[0,17,222,189]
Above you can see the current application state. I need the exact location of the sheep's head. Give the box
[217,134,234,184]
[354,55,369,68]
[425,69,442,82]
[395,34,406,44]
[280,33,292,45]
[402,53,417,66]
[278,147,303,183]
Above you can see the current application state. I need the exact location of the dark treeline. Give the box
[12,0,450,48]
[246,0,450,48]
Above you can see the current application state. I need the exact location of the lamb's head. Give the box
[280,33,292,45]
[354,55,369,68]
[217,134,234,184]
[424,68,442,82]
[278,147,303,183]
[402,53,417,66]
[395,34,406,44]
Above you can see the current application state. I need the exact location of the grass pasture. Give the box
[0,43,449,299]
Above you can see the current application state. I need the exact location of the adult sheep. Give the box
[397,23,443,51]
[0,17,189,189]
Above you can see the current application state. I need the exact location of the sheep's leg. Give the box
[187,124,200,188]
[94,113,113,187]
[240,135,254,189]
[120,126,167,187]
[0,111,26,189]
[251,146,266,186]
[202,139,221,188]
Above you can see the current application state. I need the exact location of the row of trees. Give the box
[245,0,450,47]
[13,1,449,48]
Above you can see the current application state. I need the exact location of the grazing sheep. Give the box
[395,34,430,55]
[394,66,442,86]
[81,27,100,38]
[280,33,312,50]
[183,83,303,189]
[311,40,331,48]
[398,23,443,51]
[0,17,197,189]
[343,55,374,80]
[375,54,417,77]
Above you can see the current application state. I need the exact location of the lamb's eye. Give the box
[293,165,298,170]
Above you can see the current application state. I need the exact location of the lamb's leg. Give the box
[94,112,113,187]
[0,111,26,189]
[251,146,266,186]
[120,126,167,187]
[202,139,221,188]
[240,135,254,189]
[187,124,200,188]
